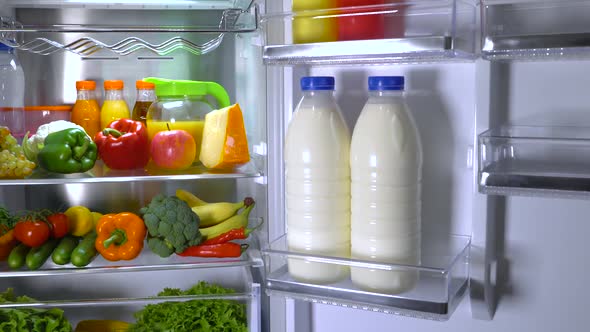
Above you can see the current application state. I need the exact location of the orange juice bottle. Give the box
[71,81,100,138]
[101,80,130,129]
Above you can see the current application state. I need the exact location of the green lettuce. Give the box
[0,288,72,332]
[129,281,248,332]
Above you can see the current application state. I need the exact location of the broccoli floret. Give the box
[140,194,202,257]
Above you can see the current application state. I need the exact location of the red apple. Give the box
[150,129,196,170]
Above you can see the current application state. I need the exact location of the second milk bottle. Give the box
[350,76,422,294]
[285,76,351,284]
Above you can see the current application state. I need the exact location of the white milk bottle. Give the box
[285,76,351,284]
[350,76,422,294]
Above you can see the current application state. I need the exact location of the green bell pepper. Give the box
[37,128,98,174]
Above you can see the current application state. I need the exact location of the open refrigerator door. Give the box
[1,0,590,331]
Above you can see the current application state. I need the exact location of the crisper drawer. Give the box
[0,266,261,331]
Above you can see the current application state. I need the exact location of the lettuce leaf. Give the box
[0,289,72,332]
[129,281,248,332]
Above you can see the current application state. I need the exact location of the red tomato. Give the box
[47,213,69,239]
[14,220,50,247]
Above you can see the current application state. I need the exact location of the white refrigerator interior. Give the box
[1,0,590,331]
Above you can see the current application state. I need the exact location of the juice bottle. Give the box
[285,76,351,284]
[132,80,156,124]
[101,80,130,129]
[350,76,422,294]
[337,0,385,41]
[71,80,100,138]
[292,0,338,44]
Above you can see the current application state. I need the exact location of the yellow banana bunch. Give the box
[175,189,251,228]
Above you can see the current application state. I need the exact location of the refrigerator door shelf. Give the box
[261,0,477,65]
[0,159,263,186]
[479,125,590,199]
[0,267,261,331]
[263,233,470,321]
[482,0,590,60]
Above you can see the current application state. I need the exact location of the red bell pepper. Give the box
[94,119,150,170]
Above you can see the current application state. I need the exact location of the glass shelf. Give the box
[0,2,258,56]
[0,232,263,277]
[3,0,255,10]
[263,233,470,320]
[479,126,590,198]
[482,0,590,60]
[0,159,262,186]
[261,0,476,65]
[0,268,260,331]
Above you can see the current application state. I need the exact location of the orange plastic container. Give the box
[24,106,72,134]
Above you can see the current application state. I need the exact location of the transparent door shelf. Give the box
[0,160,262,185]
[479,126,590,198]
[482,0,590,60]
[261,0,476,65]
[3,0,255,10]
[263,233,470,320]
[0,267,261,331]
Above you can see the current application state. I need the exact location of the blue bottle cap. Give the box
[301,76,335,91]
[0,43,12,52]
[368,76,405,91]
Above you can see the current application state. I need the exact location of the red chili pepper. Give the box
[178,243,248,258]
[94,119,150,170]
[202,220,263,245]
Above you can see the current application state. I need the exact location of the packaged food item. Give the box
[350,76,422,294]
[292,0,338,44]
[132,80,156,124]
[71,80,100,138]
[100,80,130,129]
[199,103,250,170]
[285,76,351,284]
[337,0,385,41]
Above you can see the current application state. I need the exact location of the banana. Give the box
[176,189,208,207]
[200,200,255,240]
[192,200,245,227]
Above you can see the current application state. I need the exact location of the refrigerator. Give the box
[1,0,590,331]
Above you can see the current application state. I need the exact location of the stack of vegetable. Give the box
[140,190,258,258]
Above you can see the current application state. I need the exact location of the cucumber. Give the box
[8,243,30,269]
[71,232,98,267]
[52,236,80,265]
[26,238,59,270]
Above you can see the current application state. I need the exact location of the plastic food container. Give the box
[25,106,72,134]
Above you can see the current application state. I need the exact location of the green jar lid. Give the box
[143,77,231,108]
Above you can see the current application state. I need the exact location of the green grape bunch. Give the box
[0,126,35,179]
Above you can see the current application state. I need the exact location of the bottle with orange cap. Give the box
[132,80,156,124]
[101,80,130,129]
[71,80,101,138]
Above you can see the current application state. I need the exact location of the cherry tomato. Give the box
[46,213,69,239]
[14,220,50,247]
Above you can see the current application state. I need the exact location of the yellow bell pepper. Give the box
[75,319,130,332]
[65,206,94,236]
[95,212,146,261]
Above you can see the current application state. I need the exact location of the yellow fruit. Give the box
[292,0,338,44]
[75,319,130,332]
[192,200,244,227]
[199,103,250,170]
[175,189,208,207]
[91,212,103,226]
[64,206,94,237]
